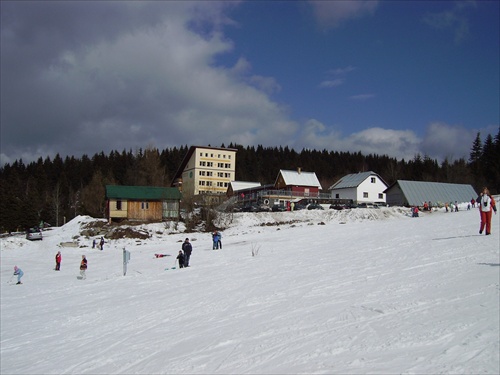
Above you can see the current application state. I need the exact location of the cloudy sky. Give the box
[1,1,498,166]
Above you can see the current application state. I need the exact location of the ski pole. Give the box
[7,274,14,284]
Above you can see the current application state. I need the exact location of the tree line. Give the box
[1,129,499,232]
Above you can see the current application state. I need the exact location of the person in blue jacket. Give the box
[13,266,24,284]
[212,231,220,250]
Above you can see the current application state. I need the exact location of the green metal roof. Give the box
[106,185,182,200]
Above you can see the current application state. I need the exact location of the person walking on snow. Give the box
[477,187,497,235]
[99,237,105,251]
[176,250,185,268]
[80,255,88,279]
[55,251,61,271]
[182,238,192,267]
[13,266,24,284]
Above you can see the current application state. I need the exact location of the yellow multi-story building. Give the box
[172,146,237,198]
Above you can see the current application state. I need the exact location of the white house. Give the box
[328,171,388,204]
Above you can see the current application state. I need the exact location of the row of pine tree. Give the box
[1,130,499,233]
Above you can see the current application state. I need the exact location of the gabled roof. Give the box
[229,181,261,192]
[106,185,182,200]
[329,171,388,190]
[276,169,322,189]
[385,180,477,206]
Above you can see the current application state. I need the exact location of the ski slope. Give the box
[1,206,499,374]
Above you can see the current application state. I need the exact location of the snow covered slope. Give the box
[1,207,499,374]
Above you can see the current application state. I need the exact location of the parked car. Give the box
[241,204,259,212]
[307,203,324,210]
[272,204,287,212]
[26,228,43,241]
[357,203,376,208]
[293,203,307,211]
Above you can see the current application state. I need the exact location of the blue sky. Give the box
[1,1,498,165]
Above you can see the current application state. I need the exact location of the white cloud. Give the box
[309,0,379,29]
[422,1,477,44]
[319,78,344,88]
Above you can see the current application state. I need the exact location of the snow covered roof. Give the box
[329,171,387,190]
[277,169,322,189]
[229,181,261,192]
[385,180,478,206]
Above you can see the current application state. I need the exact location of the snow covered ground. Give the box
[1,205,499,374]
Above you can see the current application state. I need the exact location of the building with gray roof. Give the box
[384,180,477,207]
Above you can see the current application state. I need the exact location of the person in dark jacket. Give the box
[182,238,192,267]
[55,251,62,271]
[176,251,185,268]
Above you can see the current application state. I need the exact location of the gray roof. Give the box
[386,180,477,206]
[329,171,387,190]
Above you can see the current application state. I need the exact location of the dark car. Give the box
[307,203,324,210]
[293,203,307,211]
[272,204,287,212]
[241,204,259,212]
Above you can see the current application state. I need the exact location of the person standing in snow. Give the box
[55,251,62,271]
[13,266,24,284]
[80,255,88,279]
[212,231,220,250]
[477,187,497,235]
[182,238,192,267]
[217,231,222,249]
[176,250,185,268]
[99,237,105,251]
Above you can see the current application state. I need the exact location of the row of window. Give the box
[199,171,232,178]
[199,152,232,159]
[199,161,232,168]
[198,180,229,188]
[334,193,384,199]
[115,200,149,210]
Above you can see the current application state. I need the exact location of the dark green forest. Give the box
[1,129,499,233]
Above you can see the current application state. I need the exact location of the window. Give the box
[378,193,384,199]
[218,163,224,168]
[207,171,213,177]
[363,192,369,198]
[371,177,376,183]
[335,194,340,199]
[141,202,149,210]
[207,162,213,167]
[116,200,122,210]
[225,173,231,178]
[200,161,206,166]
[225,163,231,168]
[199,171,205,176]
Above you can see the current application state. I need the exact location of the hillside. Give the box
[1,206,499,374]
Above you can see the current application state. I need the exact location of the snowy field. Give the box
[1,205,499,374]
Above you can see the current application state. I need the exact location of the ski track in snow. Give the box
[1,206,499,374]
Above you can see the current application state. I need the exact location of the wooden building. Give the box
[106,185,182,222]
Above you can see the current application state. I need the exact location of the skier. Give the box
[55,251,62,271]
[13,266,24,285]
[176,250,185,268]
[80,255,88,279]
[182,238,192,267]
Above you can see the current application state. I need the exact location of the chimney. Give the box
[297,167,301,174]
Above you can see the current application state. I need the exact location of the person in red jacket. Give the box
[55,251,61,271]
[477,187,497,235]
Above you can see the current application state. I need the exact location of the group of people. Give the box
[176,238,192,268]
[92,237,105,250]
[212,231,222,250]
